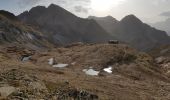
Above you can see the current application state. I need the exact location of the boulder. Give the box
[155,57,166,64]
[0,86,16,98]
[108,40,119,44]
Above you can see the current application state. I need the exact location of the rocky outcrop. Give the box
[0,69,98,100]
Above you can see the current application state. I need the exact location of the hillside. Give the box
[18,4,114,45]
[0,43,170,99]
[151,18,170,36]
[0,3,170,100]
[89,15,170,51]
[0,10,53,50]
[88,16,119,34]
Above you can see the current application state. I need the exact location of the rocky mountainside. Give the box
[89,15,170,51]
[148,44,170,78]
[0,10,53,50]
[1,4,170,100]
[18,4,114,45]
[88,16,119,34]
[151,18,170,36]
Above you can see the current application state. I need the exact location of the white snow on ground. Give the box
[27,33,34,40]
[53,64,68,68]
[103,66,112,73]
[83,68,99,76]
[48,58,54,65]
[71,62,76,65]
[22,56,31,62]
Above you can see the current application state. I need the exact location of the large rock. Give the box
[0,86,16,98]
[155,57,166,64]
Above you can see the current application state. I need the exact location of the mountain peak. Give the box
[105,15,115,19]
[122,14,138,19]
[18,4,113,45]
[48,3,58,8]
[121,14,142,24]
[88,15,118,22]
[29,6,46,12]
[0,10,17,20]
[105,15,118,22]
[48,3,63,10]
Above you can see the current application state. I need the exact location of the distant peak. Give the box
[105,15,114,18]
[89,15,113,19]
[0,10,15,17]
[105,15,117,21]
[48,3,56,7]
[88,15,117,22]
[121,14,142,23]
[47,3,68,12]
[0,10,17,20]
[124,14,136,18]
[29,6,46,12]
[122,14,138,20]
[48,3,61,9]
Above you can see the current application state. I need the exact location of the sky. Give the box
[0,0,170,23]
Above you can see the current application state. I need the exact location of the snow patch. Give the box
[83,68,99,76]
[71,62,76,65]
[27,33,34,40]
[22,56,31,62]
[53,64,68,68]
[103,66,112,73]
[48,58,54,65]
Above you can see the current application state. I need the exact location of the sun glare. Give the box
[91,0,125,11]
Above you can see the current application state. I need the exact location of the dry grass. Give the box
[0,44,170,99]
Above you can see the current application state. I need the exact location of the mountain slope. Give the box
[0,10,52,50]
[18,4,114,45]
[151,18,170,36]
[88,16,119,34]
[89,15,170,51]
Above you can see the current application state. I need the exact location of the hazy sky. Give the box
[0,0,170,23]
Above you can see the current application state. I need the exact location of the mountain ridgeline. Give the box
[152,18,170,36]
[0,4,169,51]
[89,15,170,51]
[0,10,52,49]
[18,4,113,45]
[1,4,170,100]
